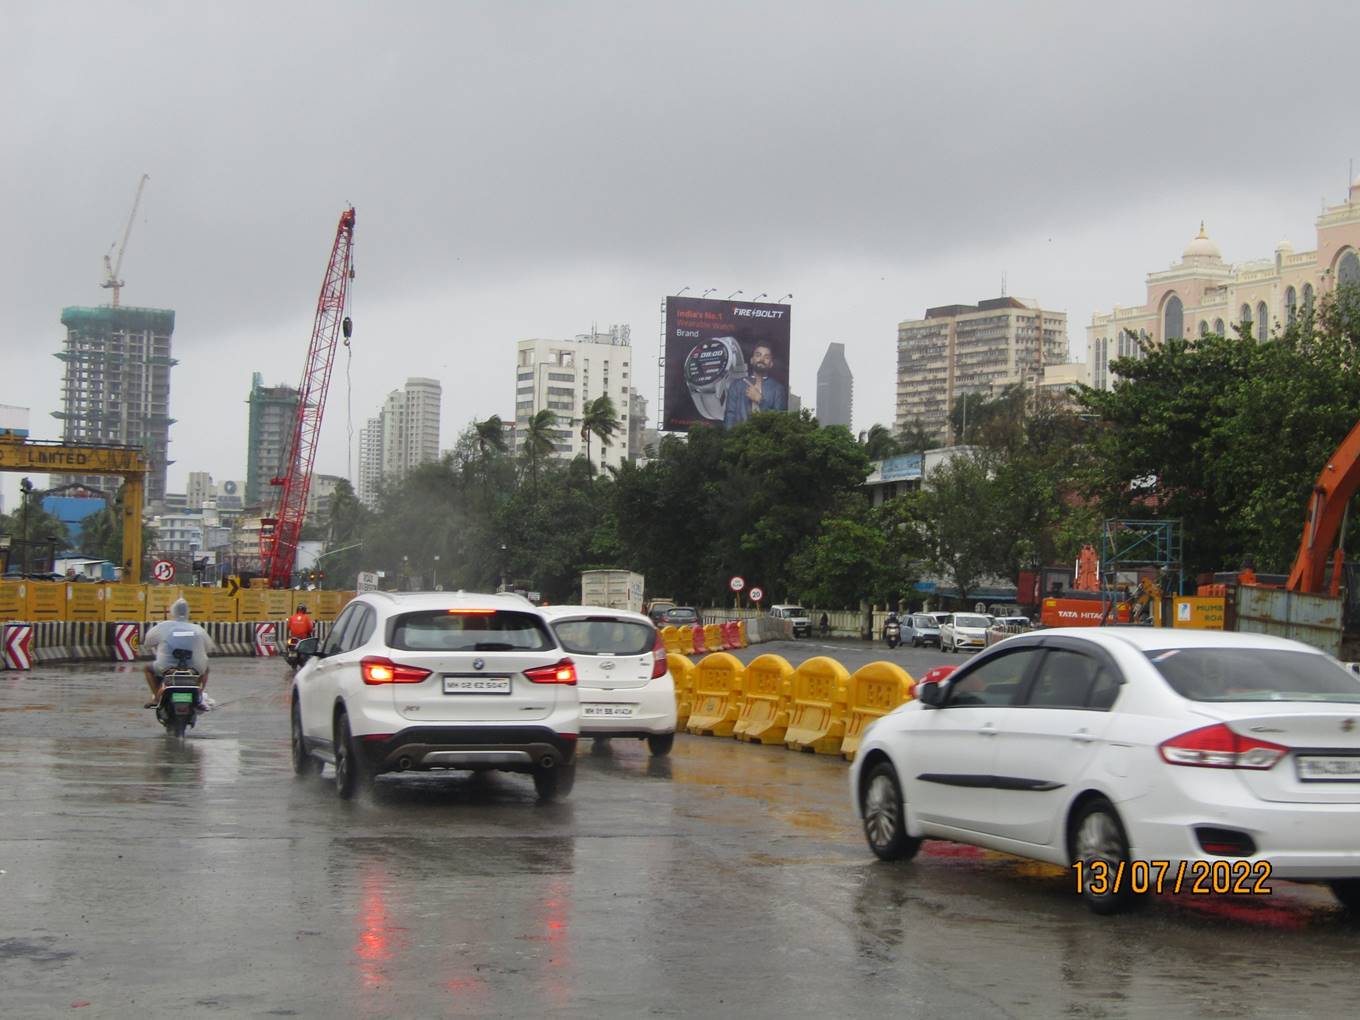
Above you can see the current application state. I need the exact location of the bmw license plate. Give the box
[1297,755,1360,781]
[443,675,511,695]
[582,704,635,718]
[170,692,195,704]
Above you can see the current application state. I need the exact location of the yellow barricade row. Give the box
[0,579,358,623]
[703,623,725,652]
[734,653,794,745]
[105,584,146,620]
[785,656,851,754]
[66,584,104,622]
[237,589,271,621]
[841,662,914,761]
[26,583,65,621]
[686,652,745,737]
[668,652,695,728]
[0,582,24,621]
[735,621,748,648]
[661,626,683,655]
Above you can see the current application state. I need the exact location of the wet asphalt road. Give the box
[4,641,1360,1018]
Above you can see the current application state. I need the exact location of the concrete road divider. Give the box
[734,653,794,744]
[668,652,695,728]
[686,652,745,737]
[785,656,851,754]
[841,662,914,761]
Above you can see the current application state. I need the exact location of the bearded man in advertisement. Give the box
[723,343,788,426]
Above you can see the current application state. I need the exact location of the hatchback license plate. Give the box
[583,704,635,718]
[1297,755,1360,781]
[443,675,511,695]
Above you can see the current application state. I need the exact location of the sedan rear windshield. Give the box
[952,615,990,629]
[665,609,698,621]
[553,618,655,656]
[388,610,553,652]
[1145,647,1360,703]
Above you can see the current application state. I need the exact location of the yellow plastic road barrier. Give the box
[0,582,24,622]
[668,652,695,728]
[841,661,914,761]
[26,582,65,622]
[661,626,683,655]
[335,590,357,614]
[66,584,104,622]
[735,620,748,648]
[703,623,725,652]
[686,651,745,736]
[785,656,852,754]
[180,587,215,621]
[207,589,238,622]
[734,653,794,744]
[105,584,146,621]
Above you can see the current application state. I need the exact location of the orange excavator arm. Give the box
[1286,418,1360,593]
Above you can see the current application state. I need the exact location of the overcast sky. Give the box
[4,1,1359,512]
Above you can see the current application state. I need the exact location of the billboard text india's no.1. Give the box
[663,296,791,431]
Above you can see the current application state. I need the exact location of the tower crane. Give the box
[101,174,150,307]
[259,207,356,588]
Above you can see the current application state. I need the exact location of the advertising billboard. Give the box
[663,296,791,431]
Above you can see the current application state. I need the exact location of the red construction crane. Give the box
[259,207,356,588]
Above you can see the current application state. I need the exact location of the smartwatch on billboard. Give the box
[683,337,746,420]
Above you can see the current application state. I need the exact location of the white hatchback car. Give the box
[538,605,677,756]
[940,612,991,653]
[290,592,580,800]
[850,627,1360,913]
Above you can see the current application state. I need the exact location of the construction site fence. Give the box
[671,650,916,761]
[2,619,336,668]
[0,580,355,624]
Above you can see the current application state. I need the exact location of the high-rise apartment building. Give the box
[186,471,214,510]
[816,342,853,428]
[896,297,1068,441]
[52,305,177,506]
[514,326,632,471]
[356,378,442,508]
[1087,177,1360,390]
[245,372,299,507]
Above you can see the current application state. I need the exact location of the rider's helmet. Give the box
[296,604,308,614]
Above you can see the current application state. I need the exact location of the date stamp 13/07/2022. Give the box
[1074,859,1273,896]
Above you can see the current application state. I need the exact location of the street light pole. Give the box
[19,477,33,577]
[433,554,440,591]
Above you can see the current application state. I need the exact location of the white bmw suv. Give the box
[290,591,579,800]
[538,605,677,756]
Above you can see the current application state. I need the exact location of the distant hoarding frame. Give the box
[661,296,791,432]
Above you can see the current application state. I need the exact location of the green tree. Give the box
[578,395,620,471]
[912,448,1008,603]
[858,423,901,460]
[1,498,71,573]
[521,409,559,496]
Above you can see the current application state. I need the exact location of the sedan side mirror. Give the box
[296,637,321,661]
[917,681,946,708]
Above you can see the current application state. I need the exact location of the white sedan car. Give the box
[939,612,991,653]
[538,605,677,756]
[850,627,1360,913]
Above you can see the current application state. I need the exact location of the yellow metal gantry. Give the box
[0,439,148,583]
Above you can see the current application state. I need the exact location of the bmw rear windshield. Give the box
[552,617,655,656]
[388,610,554,652]
[1144,647,1360,703]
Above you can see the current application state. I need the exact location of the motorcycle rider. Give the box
[142,597,217,711]
[883,608,901,642]
[288,603,315,643]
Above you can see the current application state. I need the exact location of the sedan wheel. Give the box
[1330,879,1360,912]
[860,762,922,862]
[1071,799,1136,914]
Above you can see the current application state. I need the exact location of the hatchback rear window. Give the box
[1145,647,1360,703]
[388,610,553,652]
[553,618,655,656]
[665,609,698,621]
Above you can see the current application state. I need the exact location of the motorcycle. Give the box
[285,636,302,669]
[154,649,203,738]
[884,619,901,649]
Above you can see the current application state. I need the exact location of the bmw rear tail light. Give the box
[1158,723,1287,770]
[525,659,577,685]
[361,656,432,685]
[651,632,668,679]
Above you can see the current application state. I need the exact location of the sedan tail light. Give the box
[1158,723,1287,770]
[651,632,668,679]
[361,656,432,685]
[524,659,577,685]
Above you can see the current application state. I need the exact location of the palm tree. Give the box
[473,415,508,459]
[858,423,901,461]
[521,409,558,496]
[579,395,620,471]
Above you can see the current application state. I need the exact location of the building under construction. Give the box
[52,305,176,507]
[245,372,300,507]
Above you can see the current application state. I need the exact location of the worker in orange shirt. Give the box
[288,604,314,642]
